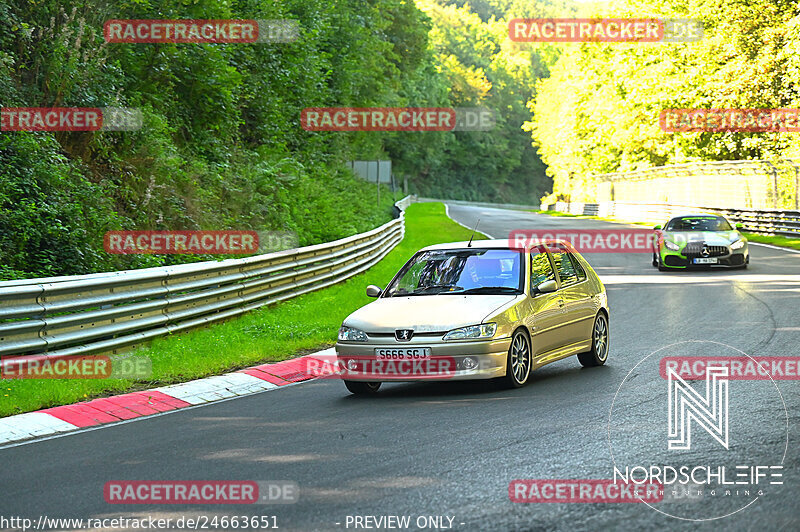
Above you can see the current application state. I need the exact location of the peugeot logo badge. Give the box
[395,329,413,341]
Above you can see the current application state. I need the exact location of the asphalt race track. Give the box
[2,204,798,531]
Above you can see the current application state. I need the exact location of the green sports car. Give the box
[652,214,749,271]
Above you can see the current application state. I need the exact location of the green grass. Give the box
[741,233,800,251]
[0,203,473,418]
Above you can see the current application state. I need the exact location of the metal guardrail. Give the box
[709,207,800,236]
[417,197,541,211]
[0,198,410,362]
[547,202,600,216]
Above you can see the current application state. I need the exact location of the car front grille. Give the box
[367,331,446,338]
[683,242,729,258]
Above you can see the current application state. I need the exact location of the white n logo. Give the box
[668,366,729,450]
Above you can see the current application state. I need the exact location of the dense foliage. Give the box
[528,0,800,202]
[0,0,555,279]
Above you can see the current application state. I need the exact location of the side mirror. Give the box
[366,285,382,298]
[653,225,662,230]
[735,223,744,230]
[534,279,557,294]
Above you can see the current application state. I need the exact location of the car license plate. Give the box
[693,257,718,264]
[375,347,431,360]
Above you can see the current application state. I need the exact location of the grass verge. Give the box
[0,203,473,418]
[741,233,800,251]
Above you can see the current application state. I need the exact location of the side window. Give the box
[569,254,587,282]
[530,248,555,288]
[549,246,580,287]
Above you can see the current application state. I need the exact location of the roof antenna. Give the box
[467,218,481,247]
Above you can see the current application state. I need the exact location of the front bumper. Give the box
[334,336,512,381]
[660,244,748,269]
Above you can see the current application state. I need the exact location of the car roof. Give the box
[667,213,726,220]
[419,238,577,252]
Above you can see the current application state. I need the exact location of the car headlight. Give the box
[443,323,497,341]
[338,326,368,342]
[664,240,680,251]
[731,239,745,250]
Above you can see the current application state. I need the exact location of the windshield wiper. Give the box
[453,286,522,295]
[409,284,463,295]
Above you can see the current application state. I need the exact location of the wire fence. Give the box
[542,160,800,235]
[562,160,800,211]
[544,201,800,236]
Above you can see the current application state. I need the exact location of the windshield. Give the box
[665,216,732,231]
[384,248,523,297]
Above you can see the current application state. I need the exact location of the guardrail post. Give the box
[765,161,779,209]
[795,162,800,211]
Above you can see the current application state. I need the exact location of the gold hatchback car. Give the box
[335,239,609,394]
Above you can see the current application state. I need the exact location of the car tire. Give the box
[344,380,381,395]
[578,312,609,367]
[657,255,669,272]
[652,253,658,267]
[501,330,531,388]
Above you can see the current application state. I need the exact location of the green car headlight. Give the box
[731,239,745,250]
[443,323,497,341]
[338,326,368,342]
[664,240,680,251]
